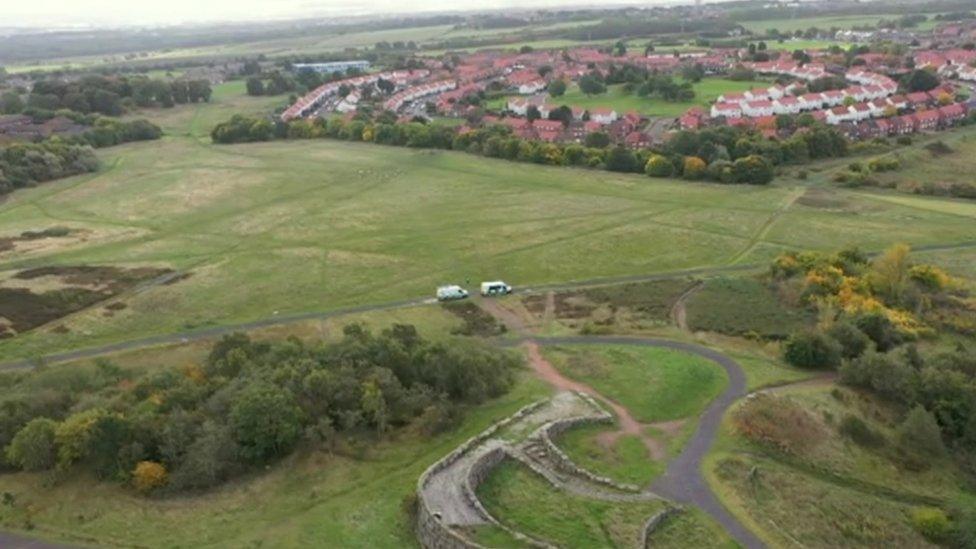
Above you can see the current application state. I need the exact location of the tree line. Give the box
[1,325,520,494]
[2,75,212,117]
[0,117,162,195]
[210,111,854,186]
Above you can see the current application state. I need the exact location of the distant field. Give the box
[738,13,942,34]
[489,77,771,117]
[2,82,976,361]
[5,20,605,73]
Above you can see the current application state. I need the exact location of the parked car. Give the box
[436,285,469,301]
[480,280,512,296]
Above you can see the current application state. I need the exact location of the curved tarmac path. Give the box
[526,336,766,549]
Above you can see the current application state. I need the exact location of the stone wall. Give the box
[415,399,548,549]
[537,391,642,493]
[639,507,683,548]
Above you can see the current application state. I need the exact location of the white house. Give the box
[518,79,547,95]
[710,102,743,119]
[742,100,775,118]
[773,97,802,115]
[590,107,619,124]
[799,93,826,111]
[826,105,855,125]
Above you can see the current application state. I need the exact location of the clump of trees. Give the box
[0,325,520,494]
[20,75,212,116]
[0,140,99,195]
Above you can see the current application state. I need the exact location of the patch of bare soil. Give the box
[0,226,72,255]
[0,265,172,337]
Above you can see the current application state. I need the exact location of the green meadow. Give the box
[3,82,976,361]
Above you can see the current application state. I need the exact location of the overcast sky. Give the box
[2,0,701,28]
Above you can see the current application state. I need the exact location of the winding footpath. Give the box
[479,297,765,548]
[525,336,765,549]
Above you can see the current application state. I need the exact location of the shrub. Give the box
[783,331,841,369]
[732,394,826,455]
[827,321,872,360]
[682,156,707,179]
[5,418,57,471]
[132,461,168,493]
[898,406,945,462]
[838,414,886,448]
[732,154,774,185]
[910,507,951,542]
[645,154,673,177]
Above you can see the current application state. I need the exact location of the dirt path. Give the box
[524,341,668,460]
[670,280,703,331]
[528,336,766,549]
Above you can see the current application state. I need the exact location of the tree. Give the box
[5,418,57,471]
[246,76,264,96]
[547,79,567,97]
[681,64,704,83]
[870,243,911,306]
[898,405,946,465]
[732,155,774,184]
[683,156,707,179]
[604,146,638,173]
[783,331,841,369]
[55,408,107,469]
[827,321,872,359]
[900,69,940,93]
[230,382,303,463]
[578,74,606,96]
[526,105,541,122]
[0,91,24,114]
[645,155,674,177]
[132,461,168,493]
[584,132,610,148]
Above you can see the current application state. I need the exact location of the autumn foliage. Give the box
[132,461,168,493]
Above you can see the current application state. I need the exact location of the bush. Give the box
[732,394,826,455]
[645,154,673,177]
[838,414,886,448]
[783,331,841,369]
[5,418,57,471]
[910,507,951,542]
[132,461,168,493]
[682,156,707,180]
[732,155,774,185]
[827,321,872,360]
[897,405,946,469]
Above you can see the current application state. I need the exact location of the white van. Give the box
[436,285,469,301]
[480,281,512,296]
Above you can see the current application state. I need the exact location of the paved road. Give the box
[5,238,976,372]
[530,336,767,549]
[0,263,768,371]
[0,532,75,549]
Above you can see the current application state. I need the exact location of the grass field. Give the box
[542,345,728,423]
[738,13,942,34]
[490,78,771,117]
[3,81,976,363]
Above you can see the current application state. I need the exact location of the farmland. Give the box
[4,82,976,362]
